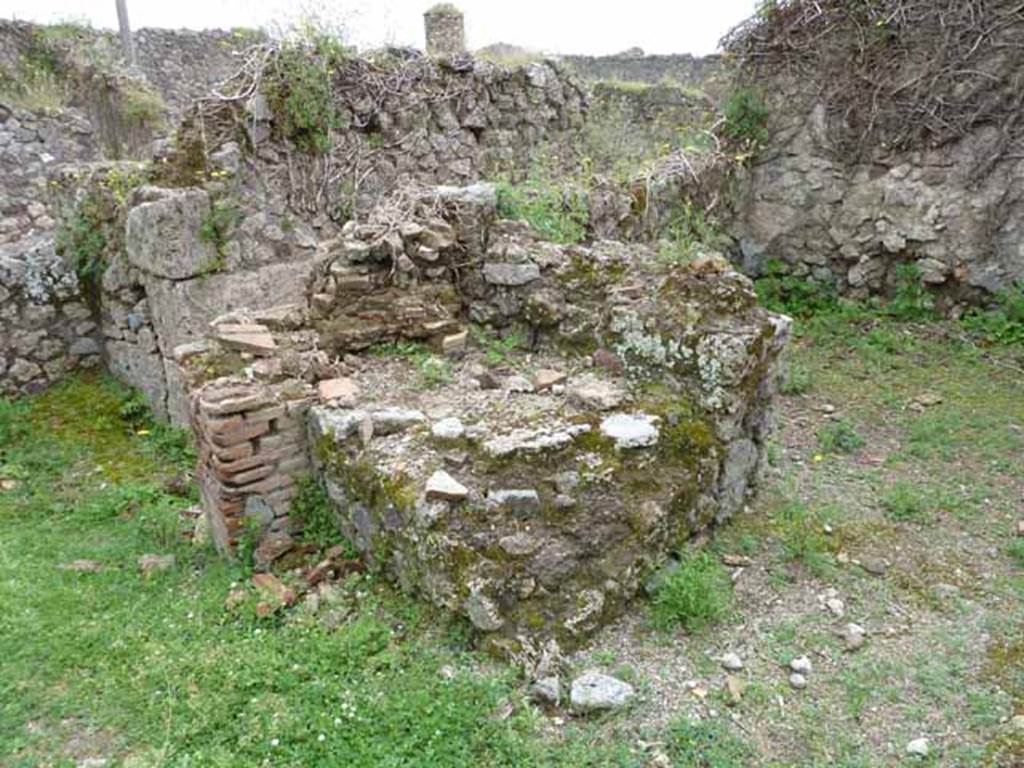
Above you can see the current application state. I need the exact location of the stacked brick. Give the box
[191,378,314,554]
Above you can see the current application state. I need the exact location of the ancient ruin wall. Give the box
[0,45,589,412]
[0,106,104,395]
[563,53,727,99]
[723,1,1024,307]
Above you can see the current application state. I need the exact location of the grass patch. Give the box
[817,419,865,455]
[651,552,733,632]
[879,481,932,523]
[667,717,753,767]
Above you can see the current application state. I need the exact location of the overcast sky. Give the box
[2,1,760,55]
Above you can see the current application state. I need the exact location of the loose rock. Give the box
[425,470,469,501]
[431,417,466,441]
[570,671,635,713]
[790,656,813,675]
[720,652,744,671]
[906,738,929,757]
[789,672,808,690]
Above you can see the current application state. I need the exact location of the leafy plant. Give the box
[722,87,770,147]
[198,198,241,272]
[658,202,728,265]
[817,419,865,454]
[470,326,526,367]
[755,259,839,317]
[264,33,351,154]
[121,82,167,130]
[651,552,733,632]
[292,475,351,550]
[885,263,936,321]
[369,341,451,388]
[962,284,1024,346]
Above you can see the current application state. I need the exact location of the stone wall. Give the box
[0,20,257,120]
[0,105,103,395]
[1,49,589,413]
[563,53,726,99]
[727,92,1024,308]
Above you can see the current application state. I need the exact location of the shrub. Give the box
[885,263,936,321]
[817,419,865,454]
[651,552,732,632]
[121,82,166,130]
[264,34,351,154]
[292,475,353,550]
[722,87,770,147]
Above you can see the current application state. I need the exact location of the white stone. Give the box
[906,738,929,757]
[431,417,466,440]
[789,655,813,674]
[600,413,659,449]
[789,672,808,690]
[720,652,744,671]
[570,671,635,712]
[425,470,468,501]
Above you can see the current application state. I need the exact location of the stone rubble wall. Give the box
[1,44,587,412]
[0,106,103,395]
[176,183,790,648]
[563,53,727,100]
[727,84,1024,308]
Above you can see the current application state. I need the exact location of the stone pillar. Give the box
[424,4,466,58]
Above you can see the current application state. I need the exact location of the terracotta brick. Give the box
[245,405,286,423]
[233,474,294,495]
[223,464,277,487]
[212,441,255,462]
[212,453,272,475]
[202,414,244,436]
[199,390,272,417]
[210,421,270,448]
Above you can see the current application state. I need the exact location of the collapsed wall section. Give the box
[176,184,790,650]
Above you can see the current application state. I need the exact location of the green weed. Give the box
[755,259,839,317]
[771,498,835,576]
[880,481,932,523]
[817,420,865,455]
[962,284,1024,346]
[651,552,733,632]
[722,87,770,148]
[470,326,526,367]
[668,717,753,767]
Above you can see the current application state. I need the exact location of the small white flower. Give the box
[334,717,342,726]
[318,734,326,742]
[270,738,279,747]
